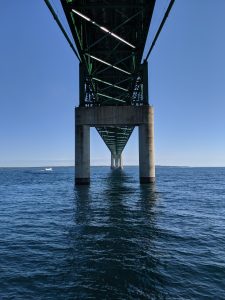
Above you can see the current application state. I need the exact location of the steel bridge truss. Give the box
[61,0,156,158]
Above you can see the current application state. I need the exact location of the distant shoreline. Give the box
[0,165,225,169]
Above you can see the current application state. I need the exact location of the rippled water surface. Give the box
[0,166,225,299]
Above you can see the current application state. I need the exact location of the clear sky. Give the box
[0,0,225,167]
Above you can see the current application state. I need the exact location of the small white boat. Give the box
[45,168,53,171]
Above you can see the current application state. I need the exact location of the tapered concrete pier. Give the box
[75,105,155,184]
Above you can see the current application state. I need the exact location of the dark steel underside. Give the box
[61,0,156,155]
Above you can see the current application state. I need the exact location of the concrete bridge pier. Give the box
[75,124,90,185]
[111,153,116,169]
[75,105,155,185]
[119,154,123,169]
[115,154,123,169]
[139,107,155,183]
[111,154,123,169]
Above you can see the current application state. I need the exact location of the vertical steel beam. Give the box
[142,60,149,105]
[79,63,85,107]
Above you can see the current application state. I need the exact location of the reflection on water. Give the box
[71,168,163,299]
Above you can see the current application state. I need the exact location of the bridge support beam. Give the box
[119,154,123,169]
[75,124,90,185]
[111,154,123,169]
[139,107,155,183]
[75,105,155,185]
[111,154,115,169]
[115,154,123,169]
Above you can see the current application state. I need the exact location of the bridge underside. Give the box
[60,0,156,183]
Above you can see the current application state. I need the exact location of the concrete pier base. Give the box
[75,124,90,185]
[111,154,123,169]
[119,154,123,169]
[111,154,115,169]
[116,154,123,169]
[75,105,155,185]
[139,106,155,183]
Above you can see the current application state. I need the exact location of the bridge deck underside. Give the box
[61,0,155,156]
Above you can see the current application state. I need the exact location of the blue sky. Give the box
[0,0,225,167]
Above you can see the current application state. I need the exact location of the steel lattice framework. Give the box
[60,0,156,156]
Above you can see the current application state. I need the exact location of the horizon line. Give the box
[1,165,225,169]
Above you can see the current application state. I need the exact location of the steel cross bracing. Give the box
[61,0,156,156]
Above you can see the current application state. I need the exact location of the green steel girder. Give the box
[96,126,134,156]
[61,0,155,106]
[68,3,145,9]
[60,0,155,153]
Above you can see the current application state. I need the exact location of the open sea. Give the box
[0,166,225,299]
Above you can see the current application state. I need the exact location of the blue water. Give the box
[0,166,225,299]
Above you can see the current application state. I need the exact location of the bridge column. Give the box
[111,154,123,169]
[75,105,155,184]
[115,156,119,168]
[114,155,123,169]
[117,154,123,169]
[119,154,123,169]
[75,124,90,185]
[111,153,115,169]
[139,106,155,183]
